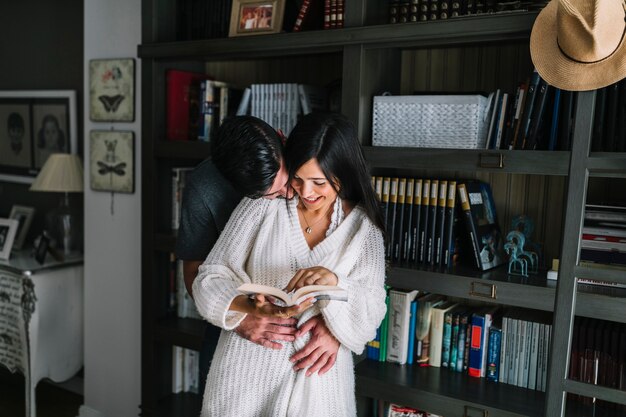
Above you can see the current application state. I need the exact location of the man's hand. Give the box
[235,314,298,350]
[290,315,339,377]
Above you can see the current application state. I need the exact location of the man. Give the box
[175,116,339,395]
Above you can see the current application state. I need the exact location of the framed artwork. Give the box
[34,232,50,264]
[89,58,135,122]
[0,91,77,184]
[229,0,285,37]
[0,218,19,260]
[8,205,35,250]
[89,130,135,193]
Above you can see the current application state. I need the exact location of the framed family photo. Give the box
[90,130,135,193]
[9,205,35,250]
[0,218,19,260]
[229,0,285,37]
[89,58,135,122]
[0,90,77,184]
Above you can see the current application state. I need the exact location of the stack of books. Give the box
[581,204,626,272]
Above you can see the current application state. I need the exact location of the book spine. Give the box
[388,178,399,260]
[457,183,481,269]
[486,327,502,382]
[419,179,431,264]
[456,312,469,372]
[443,181,457,267]
[468,313,485,378]
[435,180,447,266]
[393,178,407,263]
[407,300,418,365]
[441,310,453,368]
[410,179,423,265]
[449,311,460,370]
[402,179,415,265]
[427,179,438,265]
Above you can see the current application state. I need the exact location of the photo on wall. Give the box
[90,130,135,193]
[0,103,32,169]
[32,103,70,168]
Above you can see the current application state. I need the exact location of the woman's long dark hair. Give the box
[285,112,385,233]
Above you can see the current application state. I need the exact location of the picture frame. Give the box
[0,218,19,260]
[0,90,77,184]
[34,232,50,264]
[229,0,285,37]
[89,130,135,193]
[8,205,35,250]
[89,58,135,122]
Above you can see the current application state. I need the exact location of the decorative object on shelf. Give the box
[89,58,135,122]
[0,90,77,184]
[511,214,542,269]
[30,153,84,256]
[33,232,51,264]
[229,0,285,37]
[530,0,626,91]
[504,230,539,276]
[0,218,19,260]
[8,205,35,251]
[89,130,135,194]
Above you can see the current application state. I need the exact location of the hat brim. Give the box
[530,0,626,91]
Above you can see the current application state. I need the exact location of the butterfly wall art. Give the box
[89,58,135,122]
[90,130,134,193]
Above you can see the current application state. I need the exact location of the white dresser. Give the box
[0,251,83,417]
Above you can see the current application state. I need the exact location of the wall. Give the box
[80,0,142,416]
[0,0,84,246]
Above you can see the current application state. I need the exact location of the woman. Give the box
[192,112,386,417]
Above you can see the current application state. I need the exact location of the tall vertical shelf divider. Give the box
[139,1,626,415]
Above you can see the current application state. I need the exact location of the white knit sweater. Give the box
[192,197,386,417]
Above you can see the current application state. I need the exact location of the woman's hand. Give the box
[230,294,314,318]
[284,267,339,293]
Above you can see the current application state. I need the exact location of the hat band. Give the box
[557,24,626,65]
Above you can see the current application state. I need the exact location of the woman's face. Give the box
[43,120,60,148]
[291,158,338,213]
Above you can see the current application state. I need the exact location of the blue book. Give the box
[406,300,418,365]
[441,310,454,368]
[486,327,502,382]
[456,312,470,372]
[548,88,561,151]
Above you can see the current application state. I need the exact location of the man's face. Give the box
[261,159,293,200]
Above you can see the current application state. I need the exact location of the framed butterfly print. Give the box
[89,58,135,122]
[89,130,135,193]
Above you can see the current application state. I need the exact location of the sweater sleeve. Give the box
[320,223,387,354]
[192,197,269,330]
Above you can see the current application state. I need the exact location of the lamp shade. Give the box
[30,153,84,192]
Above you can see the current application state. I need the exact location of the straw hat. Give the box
[530,0,626,91]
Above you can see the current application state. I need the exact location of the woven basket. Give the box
[372,95,489,149]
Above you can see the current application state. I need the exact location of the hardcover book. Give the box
[457,181,505,271]
[387,289,420,365]
[166,69,212,141]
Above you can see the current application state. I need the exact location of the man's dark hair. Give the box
[211,116,283,198]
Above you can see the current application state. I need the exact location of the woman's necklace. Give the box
[298,202,333,234]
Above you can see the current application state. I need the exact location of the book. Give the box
[406,300,418,365]
[293,0,324,32]
[486,327,502,382]
[468,305,499,378]
[401,178,415,265]
[518,69,541,149]
[166,69,212,141]
[409,179,423,265]
[442,181,457,267]
[415,293,445,364]
[427,180,439,265]
[388,177,400,260]
[387,289,420,364]
[237,283,348,306]
[524,79,551,150]
[429,301,458,367]
[419,180,431,264]
[434,180,447,266]
[393,178,407,263]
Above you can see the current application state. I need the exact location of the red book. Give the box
[166,69,212,141]
[292,0,324,32]
[323,0,331,29]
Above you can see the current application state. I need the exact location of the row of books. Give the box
[591,79,626,152]
[237,83,328,136]
[569,317,626,411]
[388,0,547,24]
[169,252,203,320]
[374,176,505,271]
[172,346,201,394]
[382,403,442,417]
[293,0,345,31]
[581,204,626,269]
[367,290,553,391]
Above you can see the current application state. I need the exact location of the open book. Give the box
[237,283,348,307]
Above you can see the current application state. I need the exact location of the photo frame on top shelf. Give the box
[229,0,285,37]
[89,130,135,193]
[0,218,19,260]
[8,205,35,251]
[0,90,77,184]
[89,58,135,122]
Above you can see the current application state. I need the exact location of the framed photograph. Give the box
[0,218,19,260]
[0,91,77,184]
[89,58,135,122]
[34,232,50,264]
[9,205,35,250]
[89,130,135,193]
[229,0,285,37]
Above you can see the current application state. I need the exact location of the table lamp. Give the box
[30,153,84,256]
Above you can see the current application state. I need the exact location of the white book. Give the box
[541,324,551,391]
[428,301,459,367]
[479,306,499,378]
[176,260,187,318]
[172,346,184,393]
[494,92,509,149]
[507,317,518,385]
[289,83,300,134]
[499,316,508,384]
[236,87,251,116]
[536,322,546,391]
[237,283,348,307]
[386,289,419,365]
[527,321,540,389]
[516,319,527,387]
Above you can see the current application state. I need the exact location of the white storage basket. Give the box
[372,95,489,149]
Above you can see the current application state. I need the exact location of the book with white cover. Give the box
[386,289,419,365]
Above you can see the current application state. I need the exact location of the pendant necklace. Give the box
[299,203,333,234]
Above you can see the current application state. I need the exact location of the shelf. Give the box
[156,141,210,160]
[155,233,176,253]
[386,265,556,312]
[138,12,537,60]
[587,152,626,178]
[355,360,544,417]
[363,147,570,176]
[140,392,202,417]
[154,317,206,350]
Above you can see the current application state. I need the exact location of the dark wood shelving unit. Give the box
[154,317,206,351]
[155,141,210,160]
